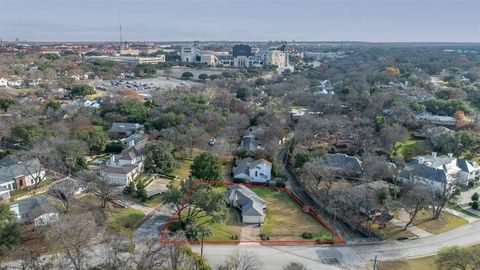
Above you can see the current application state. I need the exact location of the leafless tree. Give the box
[47,213,96,270]
[283,262,309,270]
[91,175,119,209]
[218,250,262,270]
[300,160,335,198]
[49,179,82,212]
[401,183,428,230]
[100,232,133,270]
[7,249,54,270]
[134,237,168,270]
[379,123,408,151]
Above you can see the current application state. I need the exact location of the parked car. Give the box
[208,138,216,146]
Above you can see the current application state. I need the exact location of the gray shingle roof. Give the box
[110,122,144,134]
[323,154,363,174]
[0,159,42,185]
[10,195,58,221]
[233,157,272,179]
[226,185,266,218]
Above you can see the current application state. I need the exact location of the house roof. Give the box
[226,185,266,218]
[242,135,259,152]
[102,165,137,174]
[110,122,144,133]
[0,156,18,168]
[233,157,272,178]
[0,159,42,185]
[10,195,58,221]
[117,139,146,161]
[323,153,363,174]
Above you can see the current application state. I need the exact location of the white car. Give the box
[208,138,216,146]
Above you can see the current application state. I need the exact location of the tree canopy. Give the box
[190,152,223,181]
[0,203,21,255]
[70,84,96,97]
[144,141,177,175]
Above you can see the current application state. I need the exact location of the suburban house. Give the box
[322,153,363,177]
[109,122,144,138]
[0,159,46,197]
[233,157,272,183]
[226,185,267,224]
[397,152,480,190]
[0,186,10,201]
[101,139,146,186]
[415,112,457,127]
[241,127,264,153]
[10,195,59,227]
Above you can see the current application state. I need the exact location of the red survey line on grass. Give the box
[159,179,344,245]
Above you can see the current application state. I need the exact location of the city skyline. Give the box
[1,0,479,42]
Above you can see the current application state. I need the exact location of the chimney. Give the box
[128,140,135,148]
[432,152,437,158]
[110,154,115,165]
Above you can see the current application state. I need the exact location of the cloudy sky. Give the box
[0,0,479,42]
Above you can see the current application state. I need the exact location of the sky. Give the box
[0,0,479,42]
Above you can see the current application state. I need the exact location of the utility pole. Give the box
[200,230,205,260]
[371,255,378,270]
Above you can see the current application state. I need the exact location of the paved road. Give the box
[195,217,480,269]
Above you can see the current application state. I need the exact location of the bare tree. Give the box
[49,179,82,212]
[47,213,96,270]
[219,250,262,270]
[91,175,119,209]
[401,183,428,230]
[134,237,168,270]
[7,249,54,270]
[101,232,133,270]
[283,262,309,270]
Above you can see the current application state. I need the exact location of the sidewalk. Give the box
[391,218,432,238]
[444,207,477,223]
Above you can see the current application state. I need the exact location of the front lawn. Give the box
[106,206,145,236]
[413,210,468,234]
[369,222,417,240]
[380,255,436,270]
[447,202,480,218]
[205,208,242,241]
[250,187,334,241]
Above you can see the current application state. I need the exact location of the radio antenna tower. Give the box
[118,12,123,49]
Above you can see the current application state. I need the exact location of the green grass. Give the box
[172,159,193,180]
[250,187,334,240]
[106,206,145,236]
[447,202,480,218]
[394,135,433,160]
[126,193,163,208]
[204,209,242,241]
[369,222,417,240]
[413,210,468,234]
[380,244,480,270]
[380,255,437,270]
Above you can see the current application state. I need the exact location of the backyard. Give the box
[394,134,432,160]
[250,187,335,241]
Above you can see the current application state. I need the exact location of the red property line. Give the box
[159,179,344,245]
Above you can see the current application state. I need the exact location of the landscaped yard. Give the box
[447,202,480,218]
[413,210,468,234]
[369,222,417,240]
[394,134,432,160]
[380,255,437,270]
[106,206,145,236]
[204,208,242,241]
[250,187,334,241]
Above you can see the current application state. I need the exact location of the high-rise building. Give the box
[233,44,252,68]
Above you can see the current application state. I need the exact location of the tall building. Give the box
[265,49,289,67]
[233,44,252,68]
[180,46,199,62]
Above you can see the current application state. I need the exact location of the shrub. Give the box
[472,201,479,210]
[468,181,475,188]
[233,178,246,184]
[302,232,313,239]
[472,192,479,202]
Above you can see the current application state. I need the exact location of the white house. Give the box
[233,157,272,183]
[10,195,59,227]
[226,185,267,224]
[397,152,480,190]
[0,159,46,197]
[101,139,145,186]
[0,78,7,87]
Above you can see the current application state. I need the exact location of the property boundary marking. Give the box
[159,179,345,245]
